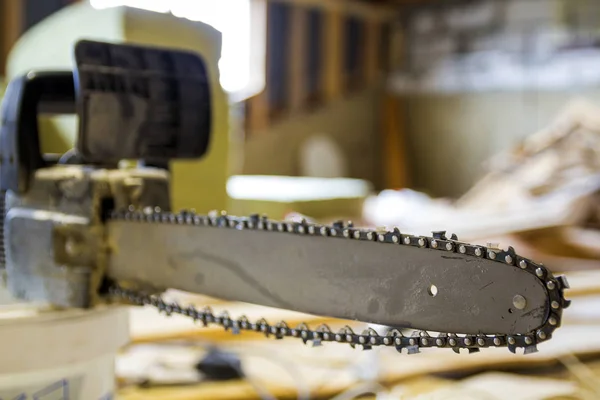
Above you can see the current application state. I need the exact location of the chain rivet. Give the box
[367,232,374,240]
[404,237,411,245]
[378,234,385,242]
[505,255,513,264]
[353,231,361,239]
[537,331,547,340]
[431,240,438,249]
[493,338,501,346]
[446,243,453,251]
[475,248,483,257]
[392,235,399,243]
[448,338,457,346]
[524,336,533,345]
[551,301,560,309]
[464,338,472,346]
[459,245,466,254]
[549,316,558,326]
[519,260,527,269]
[418,238,425,247]
[536,267,544,277]
[547,281,555,290]
[508,337,516,345]
[477,338,485,346]
[436,338,444,346]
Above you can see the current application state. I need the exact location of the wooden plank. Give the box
[287,4,307,113]
[322,6,343,102]
[0,0,24,76]
[381,94,409,189]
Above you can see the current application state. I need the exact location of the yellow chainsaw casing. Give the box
[5,2,233,213]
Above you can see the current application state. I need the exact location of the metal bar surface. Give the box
[106,220,548,335]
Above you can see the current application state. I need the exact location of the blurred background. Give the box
[1,0,600,399]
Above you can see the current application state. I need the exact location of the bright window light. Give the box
[89,0,265,101]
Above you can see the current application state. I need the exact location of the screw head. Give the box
[513,294,527,310]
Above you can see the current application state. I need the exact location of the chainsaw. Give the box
[0,40,569,355]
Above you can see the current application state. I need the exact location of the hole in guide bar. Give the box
[508,308,513,314]
[428,284,438,297]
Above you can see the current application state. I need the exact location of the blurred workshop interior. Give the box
[0,0,600,399]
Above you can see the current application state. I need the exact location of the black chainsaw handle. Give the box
[0,71,76,194]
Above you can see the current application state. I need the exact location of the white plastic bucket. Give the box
[0,291,129,400]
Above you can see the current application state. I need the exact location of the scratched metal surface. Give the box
[107,221,548,335]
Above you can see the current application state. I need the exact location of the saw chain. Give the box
[107,209,570,355]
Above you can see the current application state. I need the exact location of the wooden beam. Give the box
[364,17,382,83]
[245,0,272,134]
[270,0,397,20]
[382,93,409,189]
[322,6,343,102]
[287,5,307,113]
[0,0,24,76]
